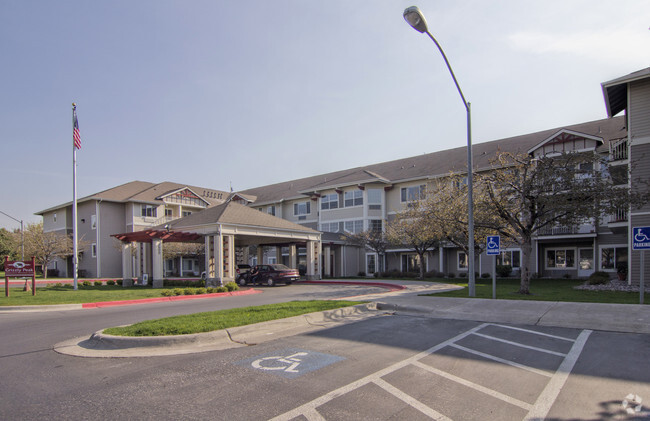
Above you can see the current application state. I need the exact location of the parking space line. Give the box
[450,344,553,378]
[412,361,533,411]
[303,408,327,421]
[269,323,489,421]
[489,324,576,342]
[524,330,592,421]
[473,333,568,357]
[373,377,452,421]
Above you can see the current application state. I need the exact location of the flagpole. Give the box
[72,103,78,290]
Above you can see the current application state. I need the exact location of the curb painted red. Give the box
[81,288,261,308]
[296,280,406,291]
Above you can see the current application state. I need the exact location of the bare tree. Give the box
[23,222,87,279]
[386,203,442,279]
[479,151,648,294]
[341,228,389,274]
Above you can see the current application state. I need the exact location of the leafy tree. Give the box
[386,203,442,279]
[0,228,20,262]
[162,241,205,261]
[479,151,648,294]
[23,222,87,279]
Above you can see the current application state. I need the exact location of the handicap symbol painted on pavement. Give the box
[236,348,345,379]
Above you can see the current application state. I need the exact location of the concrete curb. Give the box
[54,302,382,358]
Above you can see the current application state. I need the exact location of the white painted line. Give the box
[412,361,533,411]
[373,377,452,421]
[488,324,576,342]
[450,343,553,378]
[473,333,568,357]
[268,323,490,421]
[524,329,592,420]
[303,408,327,421]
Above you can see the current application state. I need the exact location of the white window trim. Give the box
[496,249,521,269]
[545,247,577,270]
[91,243,97,258]
[366,253,378,275]
[294,201,311,216]
[598,244,627,272]
[457,250,468,271]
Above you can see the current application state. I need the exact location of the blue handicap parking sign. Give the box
[633,227,650,250]
[487,236,500,255]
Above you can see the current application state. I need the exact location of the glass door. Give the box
[578,248,594,278]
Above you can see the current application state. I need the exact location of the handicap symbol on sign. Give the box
[251,352,308,373]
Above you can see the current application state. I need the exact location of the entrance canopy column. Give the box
[305,240,321,280]
[151,238,163,288]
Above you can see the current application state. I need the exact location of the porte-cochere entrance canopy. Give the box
[112,201,322,286]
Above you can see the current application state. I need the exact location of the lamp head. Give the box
[403,6,428,33]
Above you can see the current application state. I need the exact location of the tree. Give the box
[162,241,205,261]
[23,222,81,279]
[0,228,20,263]
[342,227,389,274]
[479,151,648,294]
[421,175,497,274]
[386,203,442,279]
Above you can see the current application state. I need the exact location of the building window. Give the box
[91,215,97,230]
[458,251,468,270]
[267,205,276,216]
[366,254,377,275]
[600,246,628,271]
[294,201,310,216]
[496,250,520,269]
[401,254,424,273]
[321,193,339,210]
[320,222,339,233]
[367,189,382,210]
[91,243,97,258]
[369,219,383,232]
[182,210,192,217]
[165,208,173,217]
[344,220,363,234]
[53,213,57,223]
[141,204,157,218]
[401,185,426,203]
[344,190,363,207]
[546,248,575,269]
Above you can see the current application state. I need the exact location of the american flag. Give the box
[73,108,81,149]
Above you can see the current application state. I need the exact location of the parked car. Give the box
[238,264,300,287]
[236,264,252,279]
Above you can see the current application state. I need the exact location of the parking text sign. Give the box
[633,227,650,250]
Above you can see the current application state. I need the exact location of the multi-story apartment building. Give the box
[36,181,229,278]
[37,67,649,285]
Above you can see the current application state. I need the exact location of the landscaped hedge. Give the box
[160,282,239,297]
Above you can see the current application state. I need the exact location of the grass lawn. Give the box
[0,285,171,306]
[425,277,649,304]
[103,300,365,336]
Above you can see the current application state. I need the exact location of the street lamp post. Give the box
[0,210,24,261]
[403,6,476,296]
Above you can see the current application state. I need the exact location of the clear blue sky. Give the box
[1,0,649,231]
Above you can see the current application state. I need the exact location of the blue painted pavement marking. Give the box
[236,348,345,379]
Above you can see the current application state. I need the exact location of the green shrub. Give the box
[225,282,239,292]
[184,287,196,295]
[161,290,174,296]
[206,287,217,294]
[459,272,467,278]
[496,265,512,278]
[106,280,116,286]
[563,273,572,279]
[481,273,491,279]
[173,288,184,296]
[196,287,207,295]
[357,271,366,277]
[94,281,103,287]
[446,273,456,278]
[216,286,228,293]
[586,271,610,285]
[117,279,123,286]
[55,282,63,287]
[82,280,92,287]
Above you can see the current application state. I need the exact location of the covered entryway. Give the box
[113,201,322,287]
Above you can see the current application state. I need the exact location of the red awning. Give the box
[112,230,202,243]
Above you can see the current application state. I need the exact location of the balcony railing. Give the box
[608,208,628,224]
[537,224,593,237]
[609,139,628,161]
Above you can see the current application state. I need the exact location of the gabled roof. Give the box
[165,201,319,234]
[36,181,229,215]
[602,67,650,117]
[527,129,604,155]
[239,116,627,206]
